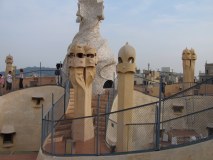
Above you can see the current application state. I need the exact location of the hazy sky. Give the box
[0,0,213,76]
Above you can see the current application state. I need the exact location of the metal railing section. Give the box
[41,77,213,156]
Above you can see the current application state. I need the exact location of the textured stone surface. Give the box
[0,86,64,152]
[182,48,197,83]
[64,0,116,95]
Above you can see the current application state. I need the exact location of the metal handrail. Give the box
[41,76,213,156]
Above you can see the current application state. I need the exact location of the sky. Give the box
[0,0,213,76]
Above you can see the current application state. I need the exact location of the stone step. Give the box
[46,136,64,143]
[58,119,73,125]
[94,121,106,127]
[93,108,107,114]
[95,126,106,132]
[55,124,72,132]
[66,109,74,114]
[65,113,74,119]
[92,101,109,107]
[68,101,74,106]
[94,130,105,136]
[54,130,71,136]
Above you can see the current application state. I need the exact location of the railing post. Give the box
[96,94,101,155]
[51,93,55,154]
[105,91,110,129]
[112,72,115,101]
[64,90,66,115]
[47,112,49,135]
[39,62,42,86]
[156,75,162,150]
[41,104,44,147]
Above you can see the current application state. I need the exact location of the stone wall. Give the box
[0,86,64,152]
[37,139,213,160]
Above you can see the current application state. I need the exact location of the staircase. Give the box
[46,119,72,144]
[92,89,113,137]
[45,88,75,145]
[65,88,75,119]
[44,88,114,146]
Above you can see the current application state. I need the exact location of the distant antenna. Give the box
[148,63,150,71]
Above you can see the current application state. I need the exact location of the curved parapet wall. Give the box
[106,91,158,149]
[0,86,64,152]
[37,138,213,160]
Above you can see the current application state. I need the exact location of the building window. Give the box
[206,70,208,74]
[172,105,184,114]
[3,134,13,144]
[207,124,213,136]
[0,125,16,147]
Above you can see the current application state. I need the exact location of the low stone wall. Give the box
[13,76,56,89]
[0,86,64,152]
[37,139,213,160]
[0,77,57,95]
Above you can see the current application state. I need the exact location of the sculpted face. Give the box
[84,45,97,67]
[182,49,191,60]
[68,45,97,89]
[117,43,136,73]
[191,51,197,60]
[5,55,13,64]
[68,44,86,67]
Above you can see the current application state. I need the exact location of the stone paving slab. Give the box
[0,152,38,160]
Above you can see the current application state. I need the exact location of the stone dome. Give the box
[118,42,136,63]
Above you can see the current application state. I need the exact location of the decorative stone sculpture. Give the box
[67,44,97,142]
[66,0,116,95]
[5,54,13,75]
[190,48,197,82]
[116,43,136,152]
[182,48,197,83]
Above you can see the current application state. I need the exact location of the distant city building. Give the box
[199,63,213,83]
[161,67,170,73]
[134,68,143,85]
[142,69,160,85]
[161,67,182,84]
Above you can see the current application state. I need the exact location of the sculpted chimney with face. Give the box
[117,43,136,74]
[67,44,96,142]
[182,47,197,89]
[182,48,191,84]
[5,54,14,75]
[116,42,136,152]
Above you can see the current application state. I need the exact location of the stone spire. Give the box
[182,48,197,89]
[5,54,13,75]
[116,43,136,152]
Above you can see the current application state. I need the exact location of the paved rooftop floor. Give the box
[0,152,38,160]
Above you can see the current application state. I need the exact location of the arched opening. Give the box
[118,57,123,63]
[103,80,114,88]
[128,57,134,63]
